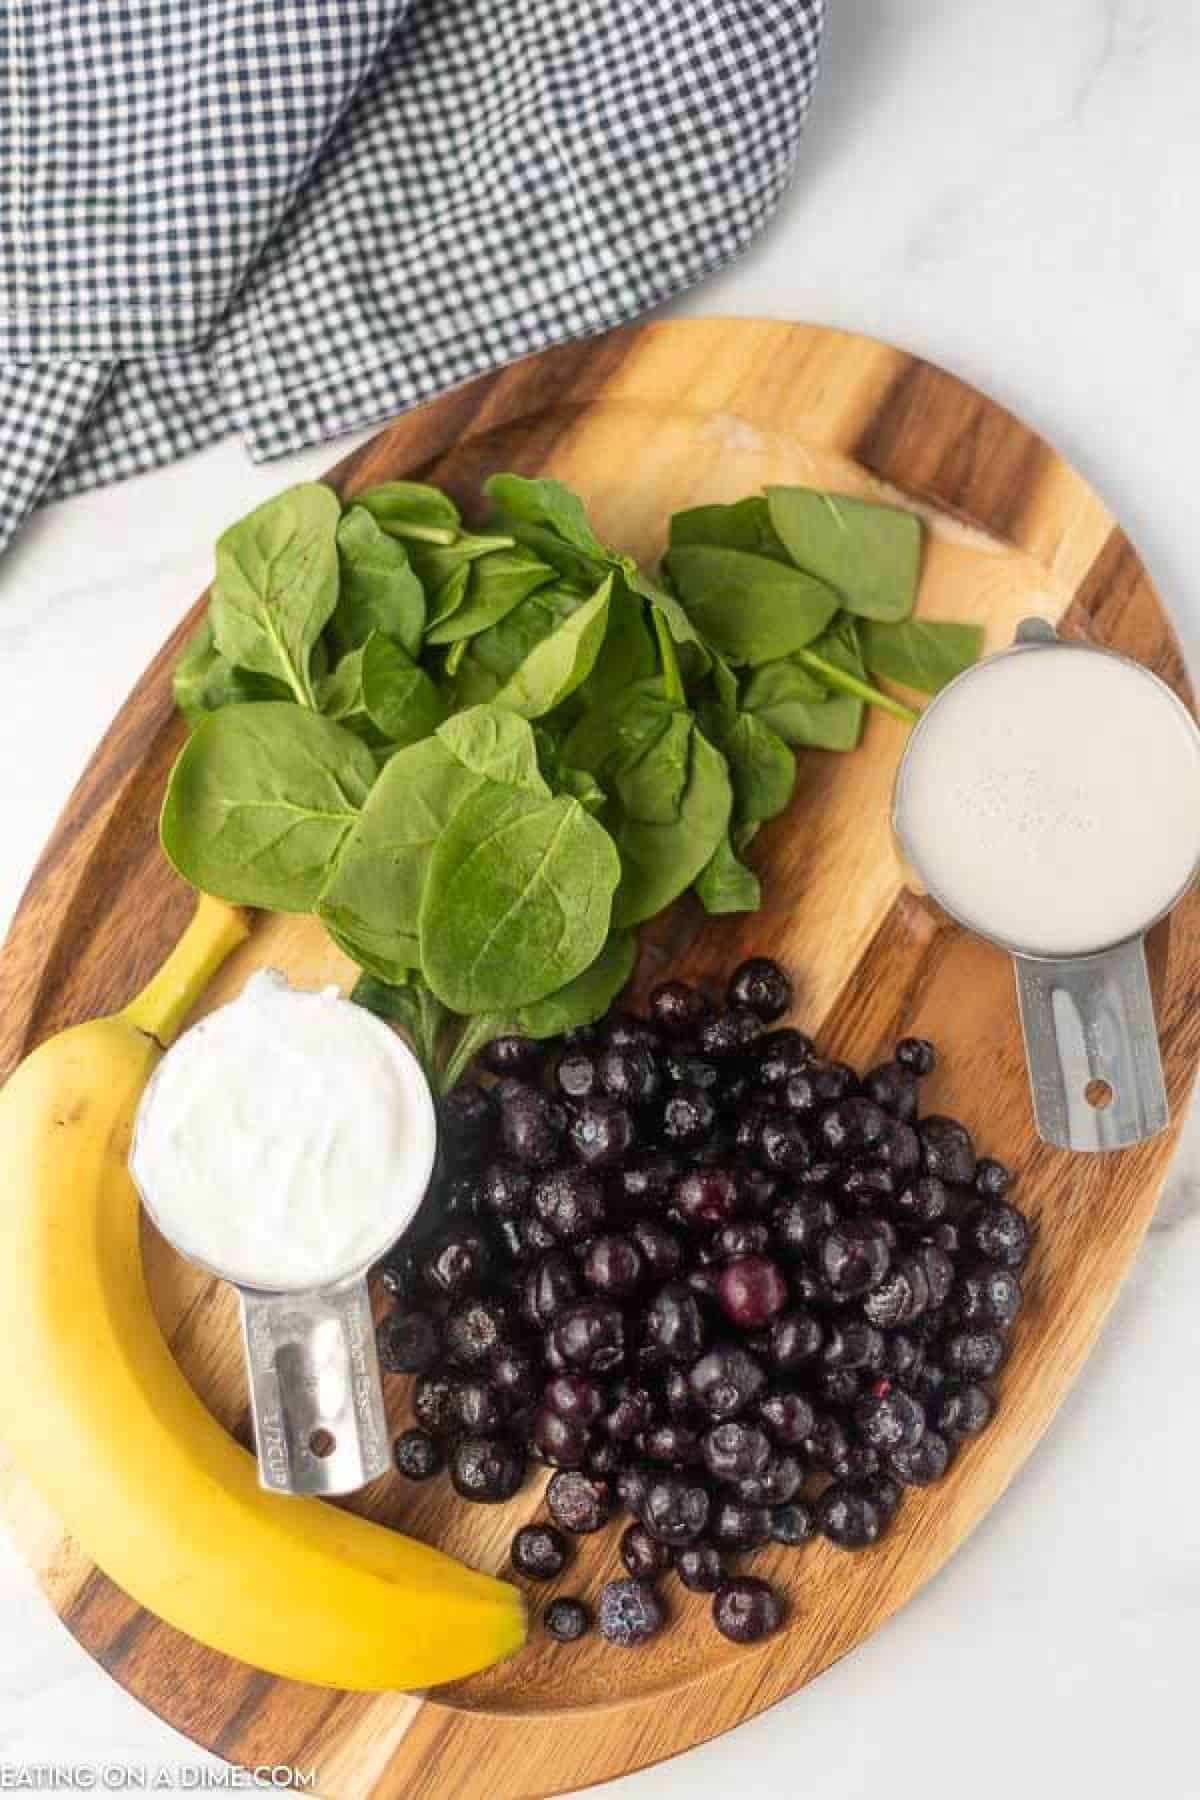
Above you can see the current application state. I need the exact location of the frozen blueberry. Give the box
[511,1523,569,1580]
[889,1430,951,1486]
[546,1469,613,1534]
[443,1296,513,1368]
[757,1389,815,1447]
[689,1346,767,1421]
[727,958,792,1022]
[497,1081,562,1167]
[621,1522,672,1580]
[856,1384,926,1452]
[895,1037,936,1076]
[770,1499,815,1546]
[713,1575,783,1643]
[449,1435,526,1503]
[532,1165,607,1244]
[544,1597,590,1641]
[717,1255,789,1329]
[393,1427,443,1480]
[481,1035,543,1076]
[660,1084,717,1149]
[568,1096,636,1167]
[521,1252,580,1329]
[599,1578,666,1647]
[673,1541,725,1591]
[919,1116,977,1186]
[963,1200,1032,1270]
[818,1481,886,1549]
[438,1082,497,1168]
[649,979,712,1039]
[641,1474,710,1545]
[377,1309,441,1374]
[412,1370,460,1436]
[709,1498,772,1551]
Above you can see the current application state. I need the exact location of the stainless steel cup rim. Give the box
[892,625,1200,961]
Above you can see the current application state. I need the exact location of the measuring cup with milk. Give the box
[894,620,1200,1151]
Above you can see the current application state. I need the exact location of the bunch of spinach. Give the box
[162,468,981,1086]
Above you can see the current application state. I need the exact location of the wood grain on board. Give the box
[0,319,1196,1798]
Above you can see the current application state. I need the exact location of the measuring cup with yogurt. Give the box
[130,970,437,1495]
[894,621,1200,1151]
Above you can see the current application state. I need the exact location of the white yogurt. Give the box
[130,970,437,1292]
[895,644,1200,957]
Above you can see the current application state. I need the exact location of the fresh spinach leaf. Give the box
[517,929,637,1036]
[609,724,732,927]
[209,483,341,707]
[467,582,587,683]
[317,737,484,978]
[494,577,613,719]
[320,632,445,749]
[438,926,638,1089]
[766,487,922,622]
[161,702,376,911]
[556,764,607,813]
[419,784,621,1013]
[445,653,502,709]
[695,834,761,913]
[362,634,445,744]
[425,563,471,636]
[563,677,674,783]
[860,617,982,694]
[332,506,425,659]
[358,481,461,545]
[172,616,290,725]
[623,561,711,673]
[409,532,516,601]
[436,705,550,793]
[721,711,795,827]
[576,579,657,711]
[486,511,608,591]
[742,654,861,750]
[424,547,555,645]
[533,729,607,812]
[669,496,787,559]
[484,474,609,562]
[662,544,839,666]
[613,710,693,824]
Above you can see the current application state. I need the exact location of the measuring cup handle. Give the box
[1013,936,1169,1151]
[238,1277,390,1496]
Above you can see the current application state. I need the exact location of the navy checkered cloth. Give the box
[0,0,824,553]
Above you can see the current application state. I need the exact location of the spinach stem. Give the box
[439,1011,508,1093]
[653,608,685,706]
[381,523,458,547]
[417,984,449,1079]
[795,650,919,725]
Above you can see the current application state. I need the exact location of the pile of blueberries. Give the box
[377,958,1032,1649]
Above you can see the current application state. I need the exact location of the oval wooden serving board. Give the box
[1,320,1197,1798]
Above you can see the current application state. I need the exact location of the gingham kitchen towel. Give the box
[0,0,825,553]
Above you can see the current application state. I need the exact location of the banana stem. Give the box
[121,896,250,1045]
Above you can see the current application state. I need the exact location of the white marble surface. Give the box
[2,1,1199,1793]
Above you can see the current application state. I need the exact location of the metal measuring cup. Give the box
[130,983,437,1496]
[893,620,1200,1152]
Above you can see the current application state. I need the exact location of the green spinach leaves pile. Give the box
[161,474,981,1086]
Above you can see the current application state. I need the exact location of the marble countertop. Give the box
[2,2,1198,1794]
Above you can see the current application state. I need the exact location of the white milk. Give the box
[130,970,436,1291]
[895,645,1200,957]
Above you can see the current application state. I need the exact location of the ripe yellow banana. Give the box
[0,895,524,1689]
